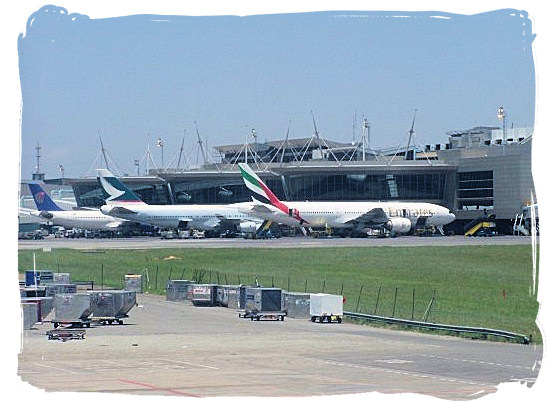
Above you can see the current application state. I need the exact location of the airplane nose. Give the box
[100,205,111,215]
[448,212,456,222]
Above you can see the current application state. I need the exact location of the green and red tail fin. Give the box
[238,163,308,224]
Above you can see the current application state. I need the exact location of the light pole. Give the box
[497,106,507,144]
[156,138,164,169]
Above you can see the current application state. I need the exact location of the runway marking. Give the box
[164,358,220,370]
[420,355,535,371]
[321,359,492,387]
[33,363,78,375]
[375,359,414,364]
[118,379,202,397]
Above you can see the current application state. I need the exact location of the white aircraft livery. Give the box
[238,163,456,236]
[97,169,260,233]
[25,183,128,231]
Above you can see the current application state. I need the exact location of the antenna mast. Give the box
[176,130,186,171]
[405,109,417,160]
[32,141,45,180]
[194,121,208,166]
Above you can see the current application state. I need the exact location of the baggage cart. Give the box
[166,280,195,301]
[47,329,86,342]
[52,293,93,328]
[191,284,218,306]
[239,287,286,321]
[90,290,137,325]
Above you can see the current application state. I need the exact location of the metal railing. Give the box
[344,311,531,344]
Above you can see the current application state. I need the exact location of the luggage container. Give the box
[25,270,54,287]
[53,273,71,284]
[166,280,195,301]
[45,283,77,297]
[240,287,286,321]
[310,293,343,323]
[52,293,93,328]
[217,285,241,307]
[124,274,143,293]
[283,292,310,318]
[90,290,136,324]
[21,302,39,330]
[21,297,53,321]
[191,284,218,306]
[20,287,46,298]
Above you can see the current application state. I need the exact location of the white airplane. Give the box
[97,169,261,234]
[238,163,456,236]
[24,182,129,231]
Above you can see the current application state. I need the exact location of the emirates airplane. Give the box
[238,163,455,236]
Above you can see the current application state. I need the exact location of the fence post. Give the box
[288,276,290,292]
[238,274,241,284]
[392,287,398,318]
[423,291,436,322]
[322,279,326,293]
[155,264,159,290]
[169,266,173,281]
[272,275,274,287]
[356,285,364,311]
[340,283,344,295]
[374,286,381,315]
[411,288,415,320]
[180,267,185,279]
[101,263,104,289]
[304,278,308,293]
[217,272,220,284]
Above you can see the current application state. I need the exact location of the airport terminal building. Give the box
[32,126,535,235]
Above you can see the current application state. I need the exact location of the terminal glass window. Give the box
[457,171,494,210]
[284,172,447,201]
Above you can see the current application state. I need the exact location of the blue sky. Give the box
[17,5,536,178]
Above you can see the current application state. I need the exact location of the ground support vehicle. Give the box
[46,328,86,342]
[238,310,286,321]
[310,293,344,324]
[92,314,127,325]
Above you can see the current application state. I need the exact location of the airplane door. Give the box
[288,208,293,217]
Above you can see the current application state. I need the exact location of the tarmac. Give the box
[17,234,536,250]
[18,293,542,400]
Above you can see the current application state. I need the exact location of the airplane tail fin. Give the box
[28,183,63,211]
[238,163,282,206]
[97,169,145,205]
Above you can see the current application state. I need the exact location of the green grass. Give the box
[18,245,541,343]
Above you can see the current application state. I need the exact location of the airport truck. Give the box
[310,293,343,323]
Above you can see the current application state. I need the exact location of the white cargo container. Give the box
[309,293,343,323]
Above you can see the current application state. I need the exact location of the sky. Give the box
[5,2,550,404]
[17,4,536,178]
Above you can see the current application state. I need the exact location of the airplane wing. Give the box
[109,206,138,215]
[18,207,37,216]
[202,217,221,229]
[335,207,389,226]
[249,202,278,214]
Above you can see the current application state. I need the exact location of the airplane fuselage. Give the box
[239,200,455,232]
[29,210,126,231]
[101,202,259,230]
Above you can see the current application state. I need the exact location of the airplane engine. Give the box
[39,211,54,220]
[99,205,112,215]
[386,217,411,234]
[238,221,260,233]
